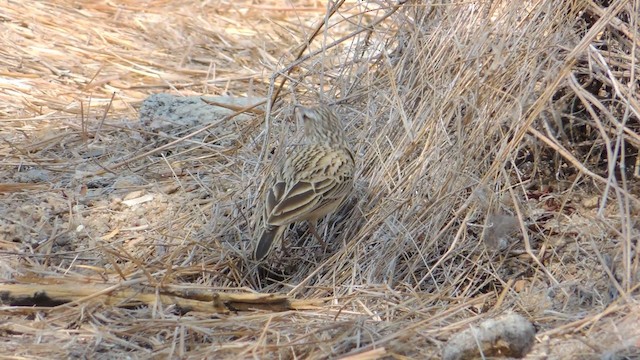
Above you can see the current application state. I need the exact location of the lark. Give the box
[253,104,355,262]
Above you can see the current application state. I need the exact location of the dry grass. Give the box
[1,0,639,359]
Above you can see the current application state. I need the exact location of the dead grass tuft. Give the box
[1,0,639,358]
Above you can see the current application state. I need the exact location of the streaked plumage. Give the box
[253,105,355,262]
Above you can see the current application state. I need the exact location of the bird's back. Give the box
[265,143,354,227]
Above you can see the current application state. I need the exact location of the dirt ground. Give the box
[1,1,640,359]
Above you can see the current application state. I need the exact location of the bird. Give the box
[253,104,355,262]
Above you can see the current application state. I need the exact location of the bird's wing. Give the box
[264,145,354,227]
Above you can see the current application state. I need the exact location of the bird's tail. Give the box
[254,225,284,261]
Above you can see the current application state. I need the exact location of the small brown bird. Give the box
[253,104,355,262]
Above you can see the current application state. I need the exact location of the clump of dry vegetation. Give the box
[1,0,639,359]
